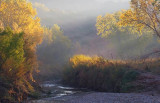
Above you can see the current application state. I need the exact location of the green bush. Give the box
[121,70,140,92]
[0,28,36,102]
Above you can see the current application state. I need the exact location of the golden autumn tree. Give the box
[43,27,53,44]
[96,11,159,58]
[96,12,140,37]
[96,12,121,37]
[0,0,43,80]
[0,28,27,102]
[0,0,43,102]
[119,0,160,38]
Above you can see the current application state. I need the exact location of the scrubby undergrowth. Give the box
[63,55,142,93]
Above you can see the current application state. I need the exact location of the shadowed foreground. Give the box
[66,93,160,103]
[29,93,160,103]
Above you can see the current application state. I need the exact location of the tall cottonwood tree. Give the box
[0,0,43,102]
[96,12,159,58]
[96,12,123,37]
[119,0,160,38]
[0,28,27,102]
[0,0,43,80]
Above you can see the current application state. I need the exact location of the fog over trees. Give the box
[0,0,160,102]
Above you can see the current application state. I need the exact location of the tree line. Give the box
[96,0,160,58]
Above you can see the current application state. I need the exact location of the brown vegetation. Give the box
[63,55,160,93]
[63,55,140,92]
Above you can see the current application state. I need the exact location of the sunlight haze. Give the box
[31,0,130,26]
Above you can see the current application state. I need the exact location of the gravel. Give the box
[66,93,160,103]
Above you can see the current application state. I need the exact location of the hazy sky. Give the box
[32,0,130,12]
[31,0,130,26]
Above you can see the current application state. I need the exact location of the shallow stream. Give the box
[29,81,91,103]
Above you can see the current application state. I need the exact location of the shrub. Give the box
[0,28,37,102]
[63,55,140,92]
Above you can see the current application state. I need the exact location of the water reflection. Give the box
[41,83,55,87]
[57,86,74,90]
[39,81,90,100]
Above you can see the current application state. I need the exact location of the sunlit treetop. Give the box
[96,0,159,38]
[0,0,44,85]
[119,0,160,37]
[0,0,43,47]
[96,13,118,38]
[96,11,144,38]
[43,24,65,44]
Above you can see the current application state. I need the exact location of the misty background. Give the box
[31,0,160,79]
[32,0,130,57]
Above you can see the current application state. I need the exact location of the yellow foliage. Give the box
[70,55,126,69]
[43,27,53,44]
[70,54,160,74]
[70,55,93,67]
[97,0,160,38]
[119,0,160,37]
[118,9,145,35]
[96,13,119,37]
[0,0,44,46]
[96,11,142,38]
[0,0,44,101]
